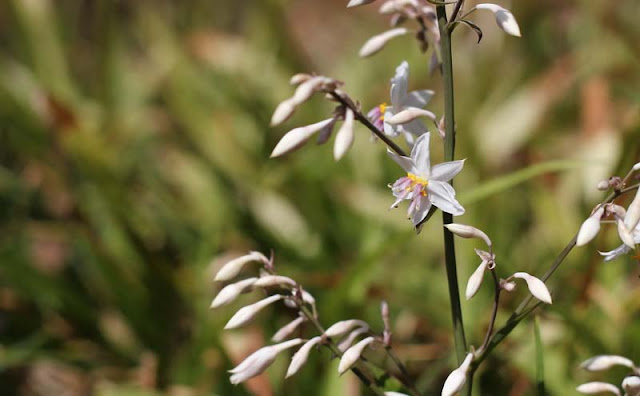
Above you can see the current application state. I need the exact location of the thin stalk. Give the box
[384,347,422,396]
[534,316,546,396]
[436,3,467,365]
[478,269,501,354]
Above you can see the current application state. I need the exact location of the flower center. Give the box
[378,103,387,121]
[407,173,428,196]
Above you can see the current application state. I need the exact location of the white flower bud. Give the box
[338,337,375,375]
[271,118,335,157]
[224,294,284,329]
[286,336,322,378]
[324,319,369,338]
[254,275,297,288]
[291,76,330,106]
[229,338,303,384]
[624,187,640,231]
[501,280,516,292]
[387,107,436,125]
[622,376,640,395]
[300,290,316,305]
[441,353,473,396]
[616,217,636,249]
[347,0,376,7]
[576,207,605,246]
[476,4,521,37]
[633,162,640,172]
[580,355,635,372]
[270,98,297,127]
[445,223,492,247]
[359,28,408,57]
[211,277,258,308]
[215,251,269,282]
[290,73,312,85]
[334,108,355,161]
[512,272,552,304]
[385,393,411,396]
[576,382,621,395]
[466,260,489,300]
[272,316,306,342]
[378,1,398,14]
[337,327,369,352]
[596,180,610,191]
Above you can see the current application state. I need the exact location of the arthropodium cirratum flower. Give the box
[229,338,303,385]
[388,132,465,225]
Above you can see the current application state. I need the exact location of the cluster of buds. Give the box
[577,163,640,261]
[577,355,640,396]
[212,251,409,391]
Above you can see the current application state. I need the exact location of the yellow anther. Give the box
[378,103,387,121]
[406,173,428,196]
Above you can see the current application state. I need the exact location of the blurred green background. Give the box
[0,0,639,395]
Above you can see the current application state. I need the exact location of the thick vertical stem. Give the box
[435,5,467,365]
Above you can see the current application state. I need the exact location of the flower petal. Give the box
[387,149,414,173]
[430,160,465,182]
[598,244,632,262]
[390,61,409,106]
[428,181,465,216]
[403,89,435,108]
[410,132,431,176]
[411,196,432,226]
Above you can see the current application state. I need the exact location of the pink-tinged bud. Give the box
[290,73,312,85]
[576,207,605,246]
[337,327,369,352]
[324,319,369,338]
[272,316,306,342]
[300,289,316,306]
[622,376,640,394]
[229,338,303,384]
[616,218,636,249]
[291,76,330,105]
[286,336,322,378]
[387,107,436,125]
[347,0,376,7]
[334,108,355,161]
[512,272,552,304]
[580,355,635,372]
[624,187,640,231]
[576,382,620,395]
[596,180,610,191]
[271,118,335,157]
[441,353,473,396]
[476,4,521,37]
[270,98,297,126]
[254,275,297,288]
[211,277,258,308]
[359,28,408,57]
[224,294,284,329]
[500,279,516,292]
[466,260,489,300]
[338,337,375,375]
[445,223,492,247]
[215,251,269,282]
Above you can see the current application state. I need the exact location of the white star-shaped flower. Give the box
[388,132,465,225]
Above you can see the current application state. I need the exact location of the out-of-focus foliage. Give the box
[0,0,638,395]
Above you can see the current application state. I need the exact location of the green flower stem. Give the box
[436,3,468,368]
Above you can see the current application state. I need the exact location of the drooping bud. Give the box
[475,4,521,37]
[385,393,411,396]
[338,337,375,375]
[596,180,610,191]
[254,275,297,288]
[622,376,640,395]
[324,319,369,338]
[215,251,269,282]
[576,382,621,395]
[211,277,258,308]
[291,76,331,106]
[290,73,312,85]
[512,272,552,304]
[441,353,474,396]
[466,260,489,300]
[334,108,355,161]
[347,0,377,7]
[271,118,335,157]
[337,327,369,353]
[286,336,322,377]
[576,207,605,246]
[272,316,306,342]
[580,355,635,372]
[500,279,516,292]
[224,294,284,329]
[386,107,436,125]
[359,28,409,57]
[633,162,640,172]
[229,338,303,384]
[270,98,297,127]
[445,223,492,247]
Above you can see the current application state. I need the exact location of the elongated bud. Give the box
[624,187,640,231]
[224,294,284,329]
[441,353,473,396]
[211,277,258,308]
[634,162,640,172]
[292,76,330,105]
[512,272,552,304]
[359,28,408,57]
[576,382,621,395]
[338,337,375,375]
[272,316,306,342]
[622,376,640,395]
[334,108,355,160]
[445,223,492,246]
[337,328,369,353]
[290,73,312,85]
[576,207,605,246]
[466,260,489,300]
[347,0,376,7]
[215,251,269,282]
[271,99,297,127]
[254,275,297,288]
[616,217,636,249]
[386,107,436,125]
[324,319,369,338]
[286,336,322,378]
[271,118,335,157]
[385,393,411,396]
[229,338,303,384]
[580,355,635,371]
[476,4,521,37]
